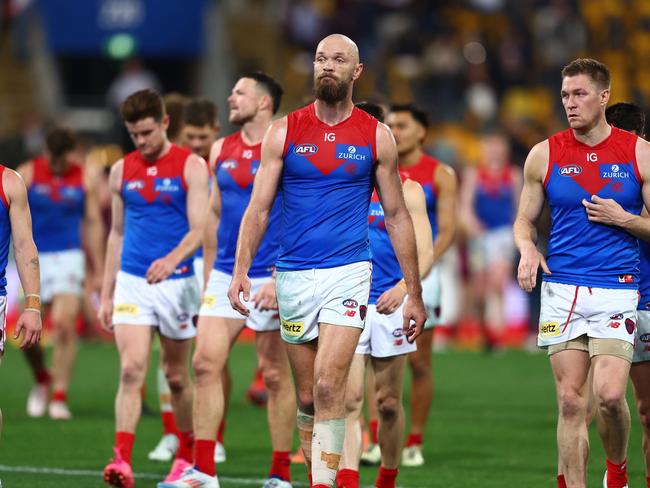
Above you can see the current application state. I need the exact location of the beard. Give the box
[314,75,349,104]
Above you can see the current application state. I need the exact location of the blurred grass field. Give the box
[0,341,647,487]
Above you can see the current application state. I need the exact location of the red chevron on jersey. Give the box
[218,134,260,190]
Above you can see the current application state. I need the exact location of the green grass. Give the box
[0,342,646,487]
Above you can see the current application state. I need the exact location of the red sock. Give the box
[376,467,399,488]
[217,420,226,444]
[308,474,313,487]
[406,433,422,447]
[51,390,67,402]
[161,411,179,436]
[176,431,194,462]
[557,474,567,488]
[269,451,290,481]
[336,469,359,488]
[606,459,628,488]
[369,419,379,444]
[313,485,330,488]
[646,476,650,488]
[115,432,135,465]
[194,439,216,476]
[35,369,51,385]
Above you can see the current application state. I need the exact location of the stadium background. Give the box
[0,0,647,486]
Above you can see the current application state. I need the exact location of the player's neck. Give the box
[398,147,423,168]
[48,160,69,176]
[572,119,611,147]
[240,116,271,146]
[142,140,172,162]
[314,99,354,126]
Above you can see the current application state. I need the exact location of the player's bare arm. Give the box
[513,140,551,292]
[433,163,457,262]
[98,160,125,331]
[459,166,483,238]
[83,167,106,293]
[5,169,42,349]
[202,138,224,288]
[15,160,33,187]
[376,179,433,315]
[374,122,427,341]
[228,118,286,315]
[145,153,209,284]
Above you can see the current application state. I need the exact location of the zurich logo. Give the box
[348,145,356,154]
[611,164,619,172]
[294,144,318,155]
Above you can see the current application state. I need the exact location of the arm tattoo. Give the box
[29,256,39,269]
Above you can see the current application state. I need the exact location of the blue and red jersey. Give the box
[368,172,409,304]
[544,127,643,289]
[121,144,194,279]
[400,153,439,239]
[0,166,11,295]
[474,166,516,230]
[214,131,281,278]
[28,156,85,253]
[278,103,378,271]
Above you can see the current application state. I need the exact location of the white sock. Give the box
[312,418,345,486]
[157,366,173,413]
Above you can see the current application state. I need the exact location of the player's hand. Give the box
[228,273,252,316]
[376,285,407,315]
[252,279,278,311]
[402,294,427,343]
[14,309,42,349]
[582,195,630,226]
[517,242,550,292]
[146,256,178,284]
[98,297,114,332]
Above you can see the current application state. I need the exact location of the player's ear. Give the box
[600,88,610,107]
[161,114,170,132]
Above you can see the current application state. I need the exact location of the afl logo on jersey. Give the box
[559,164,582,177]
[294,144,318,155]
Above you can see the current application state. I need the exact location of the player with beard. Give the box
[228,35,426,487]
[160,72,294,488]
[515,59,650,488]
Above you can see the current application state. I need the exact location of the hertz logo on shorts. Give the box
[281,320,304,337]
[540,321,560,338]
[202,295,216,307]
[114,304,139,315]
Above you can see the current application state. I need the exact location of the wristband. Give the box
[24,294,41,309]
[397,280,408,292]
[24,308,41,314]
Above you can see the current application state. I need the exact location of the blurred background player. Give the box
[162,72,293,488]
[147,96,224,464]
[98,89,209,488]
[381,103,457,467]
[338,101,434,488]
[21,126,104,420]
[228,35,426,488]
[460,132,521,352]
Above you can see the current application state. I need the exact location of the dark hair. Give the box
[241,71,283,114]
[561,58,611,90]
[121,89,165,124]
[163,92,189,141]
[183,98,218,127]
[606,102,646,136]
[46,127,77,158]
[389,103,429,129]
[355,102,386,123]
